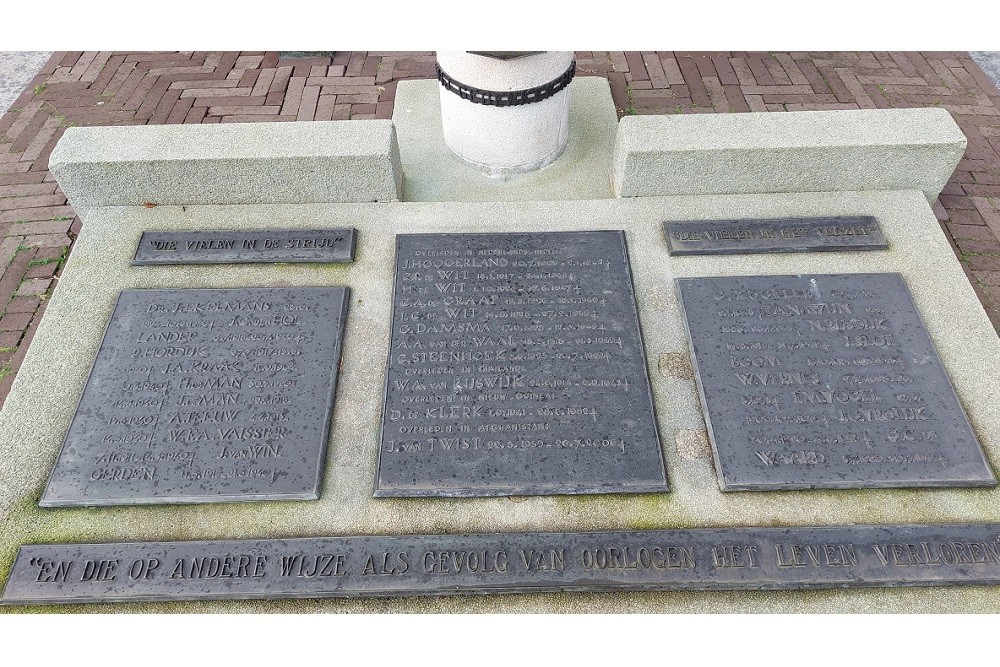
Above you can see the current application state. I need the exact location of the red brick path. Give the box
[1,51,999,406]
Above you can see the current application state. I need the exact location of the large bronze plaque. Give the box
[40,287,350,506]
[676,273,995,491]
[376,231,667,497]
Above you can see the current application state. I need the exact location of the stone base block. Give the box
[612,108,966,202]
[2,190,1000,611]
[49,120,404,209]
[393,78,618,202]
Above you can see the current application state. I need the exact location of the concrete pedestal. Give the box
[394,77,617,202]
[437,51,573,176]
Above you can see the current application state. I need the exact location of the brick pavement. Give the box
[0,51,999,407]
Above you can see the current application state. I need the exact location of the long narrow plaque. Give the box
[132,229,356,265]
[41,287,350,506]
[665,216,887,255]
[6,524,1000,604]
[376,231,667,497]
[676,273,996,491]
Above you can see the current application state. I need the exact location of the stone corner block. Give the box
[49,120,403,208]
[612,108,967,202]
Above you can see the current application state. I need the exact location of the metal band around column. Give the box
[436,60,576,107]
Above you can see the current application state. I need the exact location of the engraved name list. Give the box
[676,273,996,490]
[41,287,350,506]
[376,231,667,497]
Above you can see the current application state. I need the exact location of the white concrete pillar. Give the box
[436,51,574,176]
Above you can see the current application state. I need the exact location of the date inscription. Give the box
[40,287,350,506]
[376,231,667,497]
[676,273,995,490]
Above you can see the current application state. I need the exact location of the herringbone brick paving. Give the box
[1,51,999,406]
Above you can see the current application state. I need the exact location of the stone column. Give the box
[436,51,575,176]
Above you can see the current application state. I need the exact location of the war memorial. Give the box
[1,51,999,612]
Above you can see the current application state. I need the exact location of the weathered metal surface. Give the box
[40,287,350,506]
[376,231,667,497]
[664,216,887,255]
[676,273,995,490]
[132,229,356,265]
[6,523,1000,605]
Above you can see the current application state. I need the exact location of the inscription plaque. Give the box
[40,287,350,506]
[132,229,356,265]
[376,231,667,497]
[676,273,996,490]
[665,216,887,255]
[6,523,1000,605]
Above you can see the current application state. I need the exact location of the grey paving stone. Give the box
[970,52,1000,91]
[0,51,51,114]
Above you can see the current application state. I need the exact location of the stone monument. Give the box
[1,56,1000,612]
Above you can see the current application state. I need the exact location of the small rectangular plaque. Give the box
[665,216,887,255]
[676,273,995,491]
[132,229,356,265]
[40,287,350,506]
[376,231,667,497]
[6,523,1000,605]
